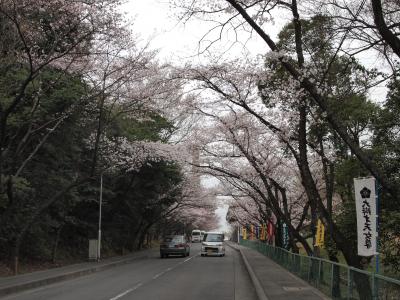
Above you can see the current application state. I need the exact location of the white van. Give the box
[201,232,225,257]
[191,229,202,242]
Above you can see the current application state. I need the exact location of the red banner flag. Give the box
[267,221,274,242]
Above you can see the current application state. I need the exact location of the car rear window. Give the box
[204,234,224,242]
[172,236,183,242]
[192,232,200,235]
[164,236,183,243]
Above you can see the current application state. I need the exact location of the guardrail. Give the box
[240,240,400,300]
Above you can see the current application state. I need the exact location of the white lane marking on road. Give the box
[184,256,193,262]
[107,253,201,299]
[153,271,165,279]
[151,253,198,281]
[109,289,133,300]
[109,283,142,300]
[132,283,143,290]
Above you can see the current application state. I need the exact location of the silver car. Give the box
[201,232,225,257]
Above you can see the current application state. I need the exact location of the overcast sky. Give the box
[122,0,196,61]
[121,0,289,64]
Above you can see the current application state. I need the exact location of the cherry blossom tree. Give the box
[178,52,377,296]
[313,0,400,69]
[187,107,314,253]
[174,65,313,246]
[171,0,397,203]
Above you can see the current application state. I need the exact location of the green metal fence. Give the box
[240,240,400,300]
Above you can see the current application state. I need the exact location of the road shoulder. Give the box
[0,248,157,298]
[227,242,330,300]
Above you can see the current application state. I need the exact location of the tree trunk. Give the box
[371,0,400,59]
[11,179,87,274]
[296,100,321,258]
[275,221,283,248]
[131,220,144,250]
[13,238,21,275]
[52,227,62,264]
[136,223,153,249]
[136,230,146,250]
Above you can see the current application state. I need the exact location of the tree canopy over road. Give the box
[0,2,399,299]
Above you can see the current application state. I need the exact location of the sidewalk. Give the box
[227,242,330,300]
[0,248,157,297]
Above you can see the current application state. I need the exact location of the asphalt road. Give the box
[2,243,257,300]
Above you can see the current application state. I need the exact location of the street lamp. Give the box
[97,172,103,261]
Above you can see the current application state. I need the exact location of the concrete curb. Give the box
[0,254,149,298]
[226,242,269,300]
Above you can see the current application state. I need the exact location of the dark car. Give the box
[160,235,190,258]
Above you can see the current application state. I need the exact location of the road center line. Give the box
[109,288,133,300]
[110,252,199,299]
[184,256,194,262]
[132,283,143,290]
[153,272,165,279]
[151,253,198,281]
[109,283,142,300]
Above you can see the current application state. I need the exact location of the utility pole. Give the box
[97,172,103,262]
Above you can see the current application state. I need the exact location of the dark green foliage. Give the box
[101,161,183,251]
[373,79,400,187]
[109,112,175,142]
[371,78,400,274]
[0,63,185,267]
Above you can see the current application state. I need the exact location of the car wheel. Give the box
[160,253,164,258]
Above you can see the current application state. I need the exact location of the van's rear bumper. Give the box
[201,246,225,256]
